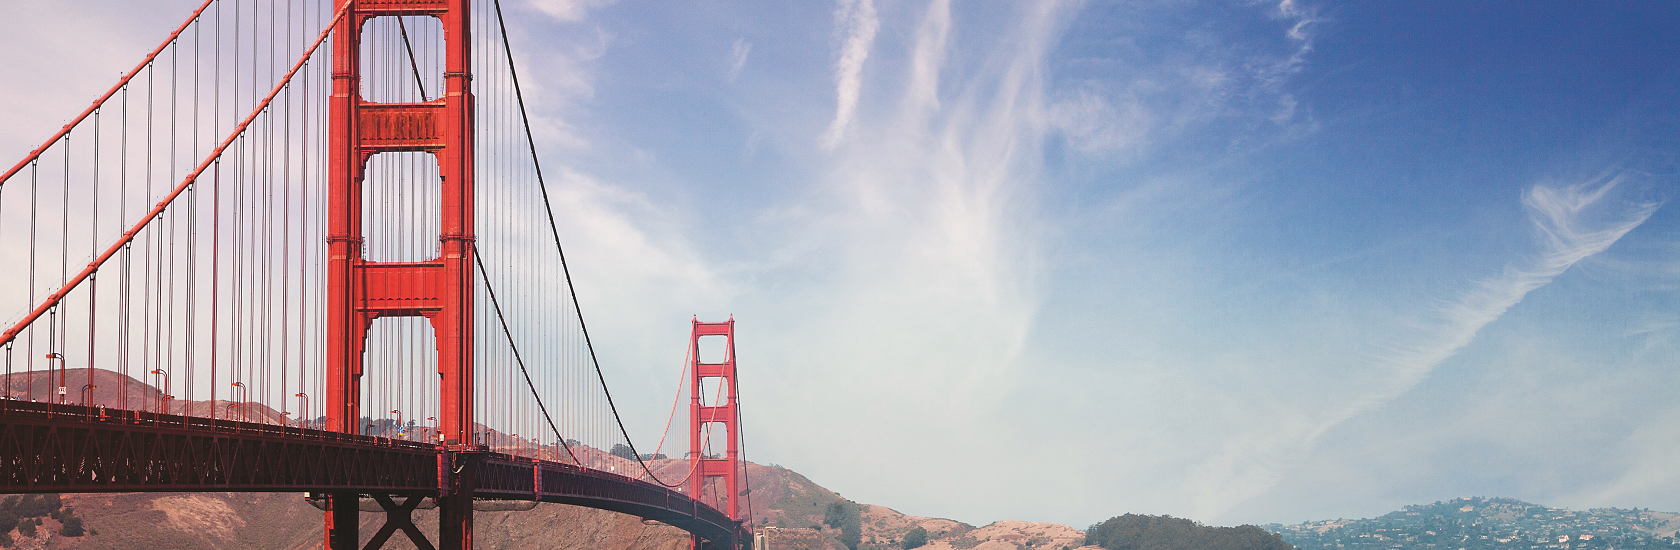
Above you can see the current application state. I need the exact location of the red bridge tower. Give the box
[690,317,744,547]
[325,0,477,548]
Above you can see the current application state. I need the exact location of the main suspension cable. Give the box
[491,0,692,488]
[471,247,581,464]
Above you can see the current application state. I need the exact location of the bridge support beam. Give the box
[326,492,359,550]
[366,495,438,550]
[439,450,479,550]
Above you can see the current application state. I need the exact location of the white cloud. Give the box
[903,0,950,114]
[1046,0,1320,158]
[527,0,615,22]
[1198,174,1659,521]
[545,168,736,332]
[728,39,752,83]
[747,0,1074,522]
[1368,175,1656,398]
[819,0,880,150]
[1046,89,1152,154]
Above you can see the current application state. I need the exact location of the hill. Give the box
[1267,496,1680,549]
[1086,514,1293,550]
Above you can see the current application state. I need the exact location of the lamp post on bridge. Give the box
[44,352,66,404]
[296,392,310,428]
[230,382,249,422]
[150,368,170,413]
[390,410,403,439]
[79,384,96,407]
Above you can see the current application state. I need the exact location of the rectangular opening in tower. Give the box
[697,334,730,364]
[359,316,441,440]
[360,16,445,104]
[361,151,442,262]
[699,422,730,460]
[699,376,729,407]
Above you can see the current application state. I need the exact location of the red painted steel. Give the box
[689,317,744,548]
[326,0,475,547]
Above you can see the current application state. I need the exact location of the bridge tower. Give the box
[325,0,476,548]
[690,316,744,548]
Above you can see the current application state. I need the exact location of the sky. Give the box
[5,0,1680,531]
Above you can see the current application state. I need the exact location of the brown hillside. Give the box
[35,493,695,550]
[9,466,1104,550]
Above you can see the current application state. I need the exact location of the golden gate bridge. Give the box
[0,1,752,548]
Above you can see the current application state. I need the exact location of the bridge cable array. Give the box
[0,0,352,422]
[489,0,722,489]
[0,0,753,520]
[487,0,754,510]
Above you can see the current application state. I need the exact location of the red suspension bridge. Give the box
[0,1,753,548]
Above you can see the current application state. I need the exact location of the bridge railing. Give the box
[0,398,435,450]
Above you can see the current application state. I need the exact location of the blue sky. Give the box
[5,0,1680,531]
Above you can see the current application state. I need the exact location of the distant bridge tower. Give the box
[690,316,744,547]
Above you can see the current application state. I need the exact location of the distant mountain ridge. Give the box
[1268,496,1680,549]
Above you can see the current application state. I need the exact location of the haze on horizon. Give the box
[3,0,1679,532]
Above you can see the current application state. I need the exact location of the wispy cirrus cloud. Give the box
[748,0,1075,521]
[820,0,879,149]
[527,0,616,22]
[903,0,950,114]
[727,38,752,83]
[1045,0,1321,158]
[1199,174,1659,519]
[1367,175,1657,399]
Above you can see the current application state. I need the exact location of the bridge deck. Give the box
[0,401,743,544]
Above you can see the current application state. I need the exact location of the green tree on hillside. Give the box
[825,501,863,550]
[58,508,83,537]
[825,502,848,528]
[901,526,929,549]
[840,521,861,550]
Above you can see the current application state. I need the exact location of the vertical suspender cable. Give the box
[120,86,130,412]
[88,110,101,406]
[0,0,218,191]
